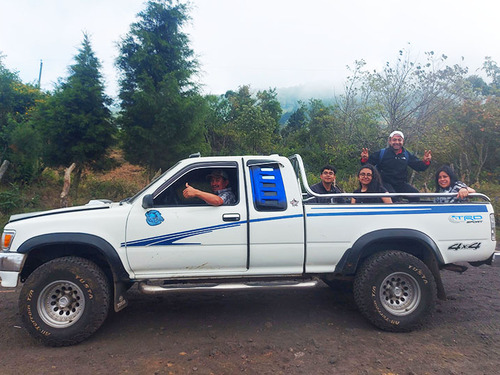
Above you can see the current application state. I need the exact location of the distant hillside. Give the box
[110,82,340,125]
[276,82,339,124]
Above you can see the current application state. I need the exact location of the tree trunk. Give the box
[0,160,10,181]
[60,163,76,208]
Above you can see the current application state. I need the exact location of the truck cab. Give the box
[125,155,305,278]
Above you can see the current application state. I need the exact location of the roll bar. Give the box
[288,154,491,202]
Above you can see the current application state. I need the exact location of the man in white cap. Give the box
[360,130,432,200]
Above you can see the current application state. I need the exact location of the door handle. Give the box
[222,213,240,222]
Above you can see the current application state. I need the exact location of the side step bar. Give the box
[138,279,319,295]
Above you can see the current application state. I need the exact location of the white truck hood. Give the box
[9,199,116,223]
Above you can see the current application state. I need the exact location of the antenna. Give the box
[38,59,43,89]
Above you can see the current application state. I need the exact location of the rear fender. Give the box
[336,229,446,300]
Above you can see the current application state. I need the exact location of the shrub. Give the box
[83,177,141,202]
[0,184,22,214]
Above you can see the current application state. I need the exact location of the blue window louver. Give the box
[250,164,287,211]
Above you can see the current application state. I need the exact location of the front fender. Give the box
[17,232,130,281]
[18,233,132,312]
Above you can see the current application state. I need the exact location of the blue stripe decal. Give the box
[123,205,488,247]
[122,222,242,247]
[307,204,488,217]
[249,214,303,224]
[310,204,487,212]
[123,214,302,247]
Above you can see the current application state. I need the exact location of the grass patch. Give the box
[0,162,148,230]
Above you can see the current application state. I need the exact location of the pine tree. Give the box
[37,33,115,176]
[116,0,209,174]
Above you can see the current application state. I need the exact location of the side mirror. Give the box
[142,194,154,209]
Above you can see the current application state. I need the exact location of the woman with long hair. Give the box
[352,164,392,204]
[434,165,475,203]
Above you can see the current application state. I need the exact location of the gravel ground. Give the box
[0,262,499,375]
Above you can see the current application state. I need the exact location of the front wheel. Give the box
[353,251,436,332]
[19,256,111,346]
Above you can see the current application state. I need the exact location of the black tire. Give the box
[19,256,111,346]
[353,251,436,332]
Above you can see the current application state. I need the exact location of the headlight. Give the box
[1,230,15,251]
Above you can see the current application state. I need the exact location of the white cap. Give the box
[389,130,404,139]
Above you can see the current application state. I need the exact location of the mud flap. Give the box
[443,264,468,273]
[114,281,129,312]
[423,252,446,300]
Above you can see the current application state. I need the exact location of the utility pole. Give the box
[38,59,43,89]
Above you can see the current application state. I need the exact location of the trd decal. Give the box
[448,215,483,224]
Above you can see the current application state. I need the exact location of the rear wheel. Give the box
[19,256,111,346]
[353,251,436,332]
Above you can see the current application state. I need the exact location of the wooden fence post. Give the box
[60,163,76,207]
[0,160,10,182]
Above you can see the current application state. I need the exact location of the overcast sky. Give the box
[1,0,499,99]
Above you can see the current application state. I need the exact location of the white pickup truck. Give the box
[0,154,497,346]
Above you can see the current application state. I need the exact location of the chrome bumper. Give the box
[0,252,25,287]
[493,252,500,267]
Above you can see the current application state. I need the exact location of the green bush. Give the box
[38,168,63,187]
[6,120,43,183]
[0,184,22,214]
[0,184,23,229]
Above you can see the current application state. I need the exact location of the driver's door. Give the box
[124,162,248,278]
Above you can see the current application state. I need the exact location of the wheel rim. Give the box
[37,280,86,328]
[379,272,421,316]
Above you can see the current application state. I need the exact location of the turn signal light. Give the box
[2,231,15,251]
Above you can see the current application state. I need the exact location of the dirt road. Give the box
[1,264,499,375]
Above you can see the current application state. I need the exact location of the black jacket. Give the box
[309,182,344,203]
[352,187,388,204]
[363,147,430,186]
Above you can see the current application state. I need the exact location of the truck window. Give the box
[153,166,239,206]
[249,164,287,211]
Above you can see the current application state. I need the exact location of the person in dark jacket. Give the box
[360,130,432,200]
[434,165,475,203]
[309,165,344,203]
[351,164,392,204]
